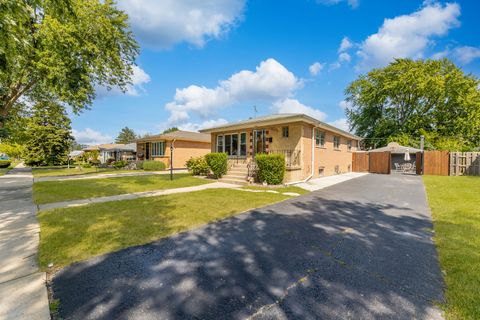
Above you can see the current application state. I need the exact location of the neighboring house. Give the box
[83,143,137,164]
[200,113,361,183]
[136,130,211,169]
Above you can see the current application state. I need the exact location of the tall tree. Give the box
[345,58,480,150]
[162,127,179,134]
[115,126,137,144]
[0,0,139,129]
[24,101,73,166]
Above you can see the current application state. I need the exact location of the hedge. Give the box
[186,156,209,176]
[205,153,227,178]
[0,160,11,168]
[255,153,285,185]
[142,160,166,171]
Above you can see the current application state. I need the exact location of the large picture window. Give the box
[216,132,247,156]
[151,141,165,156]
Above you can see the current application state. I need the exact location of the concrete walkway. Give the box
[35,169,188,182]
[0,165,50,320]
[38,181,239,211]
[296,172,368,191]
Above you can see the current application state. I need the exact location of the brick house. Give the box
[200,113,361,184]
[136,131,211,169]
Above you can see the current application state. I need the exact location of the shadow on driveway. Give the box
[53,174,444,320]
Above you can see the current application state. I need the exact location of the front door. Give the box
[253,129,266,156]
[145,142,150,160]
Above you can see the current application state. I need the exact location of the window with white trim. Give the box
[333,136,340,149]
[315,130,325,147]
[216,135,224,153]
[347,140,352,151]
[151,141,165,156]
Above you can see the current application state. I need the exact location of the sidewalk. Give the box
[0,165,50,320]
[34,169,189,182]
[38,181,239,211]
[295,172,368,191]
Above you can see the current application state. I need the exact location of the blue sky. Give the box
[72,0,480,145]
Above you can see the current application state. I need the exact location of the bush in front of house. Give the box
[113,160,127,169]
[142,160,166,171]
[82,163,92,168]
[0,160,11,168]
[255,153,286,185]
[205,152,227,178]
[186,156,209,176]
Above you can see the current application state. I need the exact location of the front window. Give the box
[151,141,165,156]
[216,135,224,153]
[315,130,325,147]
[333,136,340,149]
[347,140,352,151]
[240,132,247,156]
[282,126,289,138]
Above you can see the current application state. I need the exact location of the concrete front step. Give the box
[227,170,248,175]
[219,178,248,185]
[223,174,247,180]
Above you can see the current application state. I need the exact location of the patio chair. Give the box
[394,163,401,172]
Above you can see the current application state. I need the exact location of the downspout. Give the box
[286,126,315,185]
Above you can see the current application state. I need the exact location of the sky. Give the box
[71,0,480,145]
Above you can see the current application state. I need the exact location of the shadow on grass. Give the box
[52,174,445,319]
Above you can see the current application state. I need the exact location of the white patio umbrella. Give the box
[404,149,411,161]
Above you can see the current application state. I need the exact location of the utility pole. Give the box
[420,135,425,151]
[253,105,258,119]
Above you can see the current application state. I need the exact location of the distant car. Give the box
[0,154,10,160]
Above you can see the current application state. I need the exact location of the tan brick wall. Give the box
[137,140,210,169]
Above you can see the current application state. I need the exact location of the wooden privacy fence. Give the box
[352,152,369,172]
[369,151,391,174]
[422,151,450,176]
[450,152,480,176]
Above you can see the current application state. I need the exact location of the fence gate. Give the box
[423,151,449,176]
[450,152,480,176]
[352,152,369,172]
[369,151,391,174]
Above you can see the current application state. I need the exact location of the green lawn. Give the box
[38,188,294,269]
[423,176,480,320]
[32,167,141,177]
[242,185,309,195]
[34,174,210,204]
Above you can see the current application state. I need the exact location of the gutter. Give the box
[286,126,315,185]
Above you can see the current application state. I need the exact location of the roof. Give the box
[369,142,422,154]
[199,113,361,140]
[137,130,211,143]
[83,143,137,152]
[68,150,84,157]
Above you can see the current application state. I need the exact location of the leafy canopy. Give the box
[115,126,137,144]
[162,127,179,134]
[345,58,480,151]
[23,101,73,166]
[0,0,139,126]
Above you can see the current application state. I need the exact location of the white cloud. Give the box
[328,118,350,132]
[178,118,229,132]
[338,100,352,110]
[338,37,353,53]
[338,52,351,63]
[309,62,325,76]
[431,49,450,60]
[165,58,301,124]
[453,46,480,64]
[271,99,327,121]
[357,2,460,70]
[316,0,359,9]
[117,0,245,50]
[96,65,151,97]
[72,128,113,145]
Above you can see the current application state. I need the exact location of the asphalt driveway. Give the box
[53,173,444,320]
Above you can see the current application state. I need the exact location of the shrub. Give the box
[255,153,285,185]
[142,160,166,171]
[82,163,92,168]
[106,158,115,165]
[113,160,127,169]
[186,156,209,176]
[205,152,227,178]
[0,160,11,168]
[136,161,144,170]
